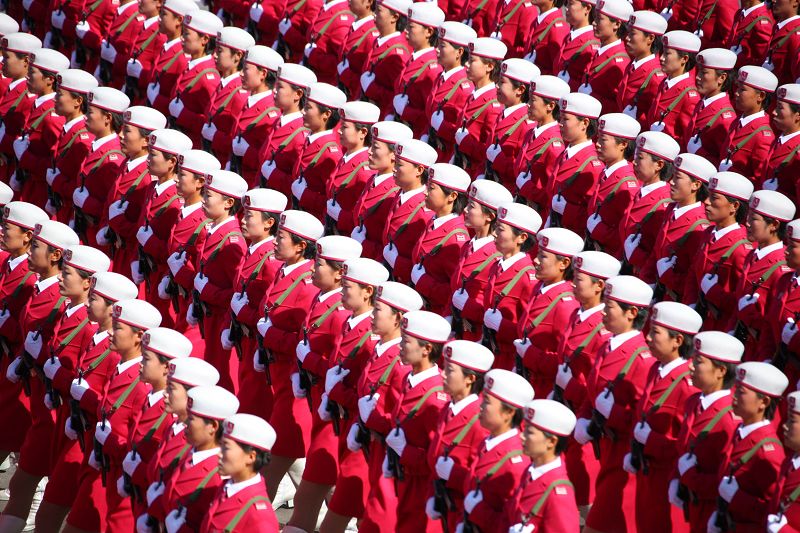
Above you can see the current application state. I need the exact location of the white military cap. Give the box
[0,14,19,36]
[343,257,389,286]
[224,413,277,452]
[784,219,800,241]
[149,128,193,156]
[245,45,284,71]
[372,121,413,145]
[501,58,540,84]
[57,69,98,94]
[342,101,381,124]
[693,331,743,363]
[708,171,754,201]
[737,361,788,398]
[1,32,41,54]
[498,202,543,235]
[697,48,737,70]
[143,327,193,359]
[88,87,130,114]
[674,153,716,183]
[169,357,220,387]
[90,272,138,302]
[112,299,163,330]
[124,106,167,131]
[30,49,70,74]
[429,163,471,193]
[408,2,445,27]
[438,21,477,48]
[598,0,633,21]
[402,310,451,343]
[376,282,424,312]
[444,340,494,372]
[64,245,111,274]
[279,210,325,241]
[187,385,240,420]
[530,75,571,101]
[179,149,221,176]
[636,131,680,161]
[206,170,248,198]
[316,235,363,262]
[163,0,197,16]
[0,182,13,206]
[737,65,779,92]
[33,220,79,249]
[217,27,255,52]
[650,301,702,334]
[560,93,602,119]
[184,10,223,36]
[469,37,507,60]
[484,368,534,408]
[537,227,584,257]
[524,399,576,436]
[380,0,412,15]
[749,190,795,222]
[789,392,800,415]
[396,139,438,167]
[629,10,667,35]
[244,189,287,213]
[277,63,317,88]
[468,180,513,210]
[777,84,800,105]
[4,201,47,231]
[598,112,641,139]
[663,30,701,53]
[573,251,621,279]
[308,82,347,109]
[604,275,653,307]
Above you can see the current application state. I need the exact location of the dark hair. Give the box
[157,353,171,365]
[258,212,280,236]
[320,105,341,130]
[694,179,709,202]
[501,402,525,427]
[290,233,318,260]
[655,158,674,182]
[239,442,272,471]
[204,36,217,56]
[138,126,156,138]
[427,27,439,47]
[712,359,737,389]
[289,82,308,110]
[614,136,635,161]
[587,4,596,23]
[789,102,800,115]
[586,118,599,139]
[614,18,629,39]
[480,56,502,84]
[420,167,430,185]
[265,69,278,89]
[717,69,733,93]
[74,267,94,281]
[202,417,225,442]
[555,253,575,281]
[110,111,125,132]
[480,204,500,232]
[650,35,663,55]
[546,97,561,121]
[683,51,697,71]
[617,300,649,330]
[428,341,444,364]
[69,91,90,114]
[458,46,470,66]
[511,226,536,253]
[439,183,468,215]
[761,93,774,110]
[462,367,485,394]
[509,78,530,103]
[543,430,570,454]
[722,194,749,224]
[667,329,694,359]
[324,258,346,273]
[396,14,408,32]
[352,121,373,146]
[759,392,779,421]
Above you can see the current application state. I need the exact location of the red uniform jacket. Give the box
[103,1,144,87]
[581,40,630,113]
[295,130,342,220]
[303,0,355,86]
[137,421,189,493]
[70,334,122,427]
[166,204,213,319]
[587,161,639,257]
[769,454,800,531]
[553,27,600,91]
[128,18,165,92]
[233,238,280,326]
[455,84,504,178]
[51,116,93,223]
[251,0,286,48]
[725,2,774,68]
[123,394,168,495]
[278,0,324,64]
[458,0,500,39]
[337,17,379,99]
[147,39,189,115]
[452,237,502,342]
[352,173,399,261]
[230,92,280,186]
[359,32,411,113]
[763,17,800,85]
[760,132,800,204]
[759,270,800,362]
[260,113,308,197]
[0,255,37,350]
[200,477,279,533]
[646,72,701,141]
[425,67,473,162]
[503,458,580,533]
[624,181,671,284]
[106,157,154,277]
[547,142,604,234]
[557,306,612,413]
[694,0,737,49]
[485,104,532,188]
[523,8,569,74]
[77,136,125,232]
[172,55,221,146]
[488,0,537,58]
[392,48,442,137]
[653,202,710,301]
[206,76,248,166]
[192,218,246,312]
[718,111,775,183]
[0,79,35,158]
[154,451,223,527]
[358,339,410,439]
[328,147,373,236]
[381,187,434,283]
[410,214,470,315]
[18,94,63,208]
[682,93,736,165]
[74,0,118,62]
[615,55,667,129]
[514,121,565,209]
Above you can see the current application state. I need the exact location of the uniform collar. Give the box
[640,180,667,197]
[578,303,604,322]
[537,6,558,23]
[711,223,740,241]
[472,83,496,100]
[247,91,271,108]
[597,39,621,55]
[700,389,730,411]
[144,15,159,29]
[8,78,25,91]
[534,120,558,137]
[450,393,478,416]
[248,236,274,254]
[91,133,117,152]
[739,110,765,128]
[432,213,457,230]
[308,129,333,144]
[207,216,235,235]
[127,154,148,171]
[63,115,85,132]
[485,428,518,451]
[352,15,374,30]
[187,54,212,70]
[755,240,783,260]
[608,329,639,351]
[35,275,60,293]
[172,421,186,435]
[282,259,311,276]
[666,71,691,89]
[503,103,526,118]
[65,303,83,318]
[780,130,800,144]
[375,336,401,356]
[181,201,203,218]
[778,15,800,29]
[741,2,764,17]
[658,357,687,378]
[225,473,262,497]
[92,329,110,345]
[221,72,239,87]
[343,146,368,164]
[147,390,164,407]
[737,419,770,440]
[631,54,655,70]
[412,47,434,61]
[792,453,800,471]
[673,202,700,219]
[155,178,176,196]
[373,172,393,187]
[191,447,220,465]
[407,365,440,388]
[529,456,562,480]
[280,111,303,127]
[376,31,400,47]
[117,356,142,374]
[539,280,567,294]
[323,0,348,10]
[570,25,594,39]
[472,235,494,252]
[441,66,464,82]
[702,92,726,107]
[399,185,425,204]
[500,252,526,271]
[317,287,342,303]
[163,37,182,51]
[34,92,56,107]
[565,139,592,158]
[346,310,372,329]
[7,253,28,272]
[604,159,628,177]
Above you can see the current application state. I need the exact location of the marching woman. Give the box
[669,331,741,533]
[382,310,450,533]
[320,258,389,530]
[487,0,536,59]
[522,0,569,74]
[355,283,422,533]
[515,228,582,397]
[646,31,702,143]
[458,370,534,532]
[481,202,541,371]
[426,341,493,531]
[622,131,680,284]
[285,236,361,533]
[573,275,655,533]
[290,83,346,221]
[682,171,754,331]
[424,21,476,164]
[724,0,773,69]
[134,357,220,532]
[576,0,632,113]
[271,0,324,64]
[410,164,470,316]
[624,302,701,533]
[681,48,737,165]
[761,84,800,204]
[301,0,356,86]
[122,0,165,102]
[256,211,324,500]
[504,399,580,533]
[200,414,280,532]
[584,113,640,257]
[553,251,618,522]
[98,107,167,281]
[652,153,715,303]
[763,0,800,86]
[350,121,413,261]
[553,0,599,91]
[513,75,570,212]
[768,390,800,532]
[96,0,144,88]
[450,181,511,343]
[0,33,39,184]
[227,189,287,419]
[335,0,380,99]
[142,0,193,115]
[325,102,380,238]
[730,190,794,359]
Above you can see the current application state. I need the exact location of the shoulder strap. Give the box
[394,200,426,240]
[90,150,124,173]
[690,405,733,450]
[527,292,570,331]
[530,479,574,516]
[272,271,313,309]
[337,160,370,192]
[498,265,535,301]
[205,231,243,265]
[186,218,212,248]
[186,68,218,91]
[224,495,271,531]
[592,52,628,74]
[141,411,169,443]
[740,437,782,465]
[561,156,599,189]
[112,376,141,411]
[376,355,401,388]
[674,217,709,249]
[485,449,524,478]
[645,370,691,417]
[567,321,604,363]
[404,385,444,423]
[451,412,480,447]
[610,346,647,389]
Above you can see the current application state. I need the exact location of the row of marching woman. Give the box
[1,0,800,529]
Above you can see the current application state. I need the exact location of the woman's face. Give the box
[312,256,340,291]
[703,191,736,225]
[147,148,175,177]
[241,62,266,92]
[392,157,421,188]
[176,169,203,199]
[241,208,268,243]
[494,221,523,256]
[479,392,510,434]
[405,20,430,50]
[185,412,218,448]
[601,297,630,334]
[521,423,552,459]
[273,79,299,111]
[437,40,460,70]
[219,436,255,477]
[120,123,148,158]
[399,333,426,366]
[745,210,774,243]
[660,47,687,77]
[732,383,766,420]
[425,180,450,212]
[338,120,364,150]
[202,188,230,220]
[632,149,660,182]
[592,12,619,41]
[181,26,207,56]
[558,112,587,144]
[689,352,723,392]
[302,100,326,131]
[2,222,28,254]
[2,50,27,79]
[527,94,551,122]
[695,65,725,97]
[784,237,800,270]
[466,55,491,84]
[165,379,189,416]
[86,290,112,324]
[669,171,697,204]
[58,264,88,300]
[734,82,763,115]
[772,100,800,133]
[26,65,49,95]
[158,7,182,35]
[110,320,138,353]
[464,199,491,230]
[783,411,800,452]
[496,75,520,107]
[571,271,601,304]
[645,324,679,363]
[369,140,395,173]
[564,0,591,26]
[273,228,303,262]
[595,132,625,164]
[624,27,651,58]
[341,278,369,311]
[533,249,564,283]
[443,360,472,398]
[371,300,399,337]
[26,238,51,273]
[54,88,81,117]
[214,44,239,73]
[85,105,108,136]
[140,350,167,385]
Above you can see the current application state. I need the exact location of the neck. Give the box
[149,380,167,393]
[195,440,217,452]
[350,304,371,317]
[503,248,521,260]
[658,353,681,366]
[742,0,760,8]
[740,107,761,117]
[580,295,602,309]
[232,470,259,484]
[435,206,454,218]
[9,247,29,259]
[537,115,555,125]
[450,390,470,403]
[411,358,434,374]
[759,235,781,248]
[157,173,175,185]
[474,78,491,90]
[677,196,697,208]
[212,213,230,226]
[183,193,202,205]
[95,129,114,140]
[568,136,589,148]
[345,144,365,156]
[633,51,650,61]
[64,111,82,122]
[600,36,616,46]
[99,318,113,332]
[741,413,765,426]
[400,181,422,193]
[490,425,513,438]
[667,68,687,80]
[641,175,661,186]
[715,218,737,230]
[532,452,558,468]
[165,29,181,41]
[380,329,400,344]
[704,88,722,99]
[190,51,205,61]
[613,325,635,336]
[131,150,148,161]
[701,382,724,396]
[39,87,54,96]
[40,266,60,280]
[785,123,800,135]
[119,348,141,362]
[252,85,269,95]
[284,256,304,267]
[70,294,88,306]
[281,105,301,115]
[379,26,396,37]
[603,155,624,167]
[473,226,491,239]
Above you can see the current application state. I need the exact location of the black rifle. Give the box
[95,410,110,487]
[297,328,313,412]
[45,353,62,410]
[386,420,404,482]
[69,372,88,453]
